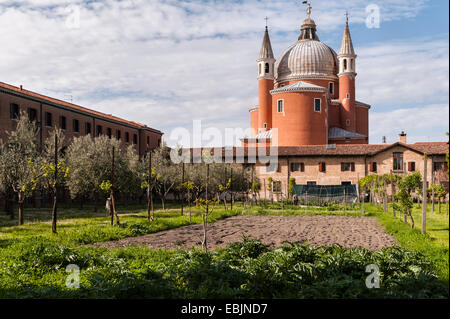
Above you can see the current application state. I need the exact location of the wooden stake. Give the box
[422,153,428,234]
[51,133,58,234]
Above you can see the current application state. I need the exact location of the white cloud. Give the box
[0,0,444,147]
[357,38,449,107]
[369,104,449,144]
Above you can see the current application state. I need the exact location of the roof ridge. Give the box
[0,81,161,133]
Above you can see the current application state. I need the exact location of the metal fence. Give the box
[293,184,358,204]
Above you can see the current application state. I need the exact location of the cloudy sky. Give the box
[0,0,448,147]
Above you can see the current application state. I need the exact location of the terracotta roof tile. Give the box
[187,142,448,159]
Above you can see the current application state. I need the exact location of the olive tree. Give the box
[1,111,41,225]
[153,145,180,210]
[66,135,140,217]
[40,128,69,233]
[394,172,422,228]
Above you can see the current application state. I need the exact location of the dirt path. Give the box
[91,215,398,251]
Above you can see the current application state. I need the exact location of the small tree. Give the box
[251,180,261,204]
[2,111,41,225]
[432,184,447,214]
[140,163,160,221]
[394,172,422,228]
[288,177,296,199]
[153,145,179,210]
[41,129,68,233]
[267,177,273,203]
[218,178,231,210]
[181,180,194,223]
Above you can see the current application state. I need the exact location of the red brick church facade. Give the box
[243,10,368,147]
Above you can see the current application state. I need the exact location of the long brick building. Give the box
[0,81,163,156]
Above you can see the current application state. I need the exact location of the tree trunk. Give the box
[51,193,57,233]
[390,171,396,217]
[422,153,427,234]
[409,210,415,229]
[161,196,166,211]
[181,162,185,216]
[188,199,192,224]
[202,164,209,252]
[403,211,407,224]
[111,192,119,225]
[52,134,58,234]
[18,192,24,226]
[382,175,388,213]
[147,187,152,221]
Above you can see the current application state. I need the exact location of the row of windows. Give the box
[270,158,447,174]
[369,155,447,173]
[269,180,352,191]
[9,103,145,145]
[276,98,322,114]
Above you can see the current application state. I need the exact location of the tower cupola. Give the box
[338,14,357,75]
[257,25,275,80]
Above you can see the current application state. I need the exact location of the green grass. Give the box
[0,201,448,298]
[364,203,449,284]
[0,204,241,248]
[0,237,447,299]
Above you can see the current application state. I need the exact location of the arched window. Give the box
[258,64,262,75]
[350,59,354,70]
[343,59,347,71]
[265,63,270,74]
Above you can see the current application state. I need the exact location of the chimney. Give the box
[20,85,23,90]
[399,131,407,144]
[382,136,386,144]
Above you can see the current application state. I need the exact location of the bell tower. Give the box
[257,21,275,133]
[338,13,357,132]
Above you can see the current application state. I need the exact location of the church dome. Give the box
[275,40,339,83]
[274,14,338,83]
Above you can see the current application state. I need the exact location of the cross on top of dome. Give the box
[303,1,312,18]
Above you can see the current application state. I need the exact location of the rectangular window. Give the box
[10,103,20,120]
[370,162,377,173]
[27,108,37,123]
[85,122,92,135]
[117,130,121,140]
[341,181,352,186]
[319,162,326,172]
[45,112,53,127]
[73,119,80,133]
[266,163,281,173]
[147,136,150,145]
[341,162,356,172]
[273,181,282,193]
[393,152,403,171]
[408,161,416,172]
[290,162,305,172]
[329,82,334,95]
[434,162,447,172]
[59,116,67,130]
[97,125,103,136]
[133,134,138,145]
[307,181,317,186]
[107,128,112,139]
[125,132,130,143]
[277,100,284,113]
[314,98,321,112]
